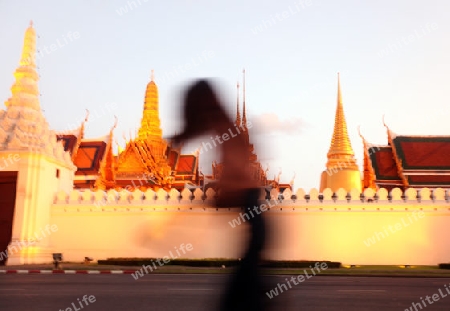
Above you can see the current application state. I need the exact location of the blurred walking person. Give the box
[171,79,268,311]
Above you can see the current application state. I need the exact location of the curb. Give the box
[0,270,137,274]
[1,269,450,278]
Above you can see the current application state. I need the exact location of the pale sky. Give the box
[0,0,449,190]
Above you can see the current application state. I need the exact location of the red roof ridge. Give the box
[394,134,450,139]
[81,134,110,144]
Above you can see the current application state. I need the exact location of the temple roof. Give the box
[176,155,197,175]
[364,133,450,189]
[391,136,450,171]
[167,149,180,170]
[58,134,78,154]
[73,140,107,176]
[368,146,402,182]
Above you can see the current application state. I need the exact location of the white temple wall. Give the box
[45,187,450,266]
[7,152,75,264]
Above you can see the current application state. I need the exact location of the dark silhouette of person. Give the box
[171,79,268,311]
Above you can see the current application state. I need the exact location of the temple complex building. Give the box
[361,123,450,191]
[57,73,200,191]
[3,23,450,267]
[0,22,75,264]
[113,72,199,191]
[319,74,361,193]
[56,68,274,193]
[209,71,271,190]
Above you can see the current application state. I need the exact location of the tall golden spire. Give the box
[5,21,40,111]
[235,81,241,127]
[242,69,247,128]
[241,69,250,146]
[319,73,361,192]
[137,70,163,140]
[327,73,355,160]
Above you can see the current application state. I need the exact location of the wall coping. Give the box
[53,187,450,206]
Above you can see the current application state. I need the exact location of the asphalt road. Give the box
[1,274,450,311]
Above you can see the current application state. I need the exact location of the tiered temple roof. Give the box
[57,74,199,191]
[210,70,270,189]
[363,126,450,190]
[57,113,113,189]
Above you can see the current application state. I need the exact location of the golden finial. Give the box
[151,69,154,81]
[84,109,90,122]
[382,114,388,129]
[358,125,368,148]
[382,114,395,143]
[30,20,33,27]
[236,81,241,126]
[337,72,343,105]
[242,69,246,123]
[112,115,118,130]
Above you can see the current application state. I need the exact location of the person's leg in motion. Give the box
[220,188,266,311]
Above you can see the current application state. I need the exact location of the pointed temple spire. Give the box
[242,69,247,128]
[319,73,361,192]
[0,22,73,167]
[5,21,40,111]
[241,68,250,145]
[327,72,354,159]
[137,70,163,141]
[117,70,169,183]
[235,81,241,127]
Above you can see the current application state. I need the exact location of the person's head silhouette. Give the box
[172,79,231,144]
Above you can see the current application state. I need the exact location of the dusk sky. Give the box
[0,0,449,190]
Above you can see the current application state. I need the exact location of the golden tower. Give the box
[115,72,172,189]
[1,21,73,169]
[137,70,167,160]
[5,21,40,111]
[319,73,361,193]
